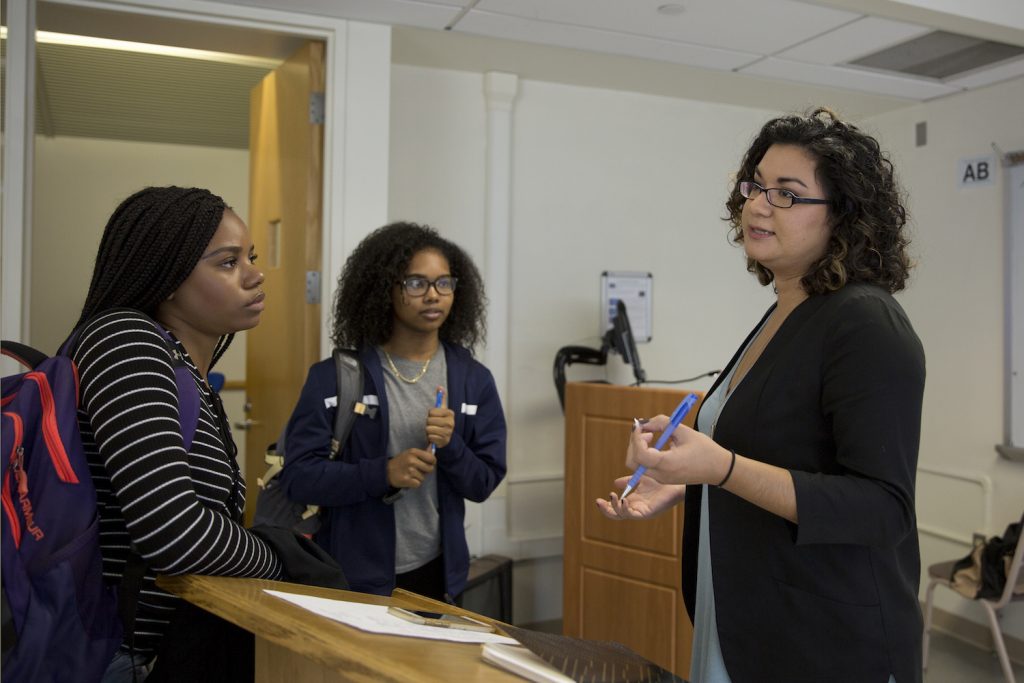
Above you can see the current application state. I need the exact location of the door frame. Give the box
[2,0,391,354]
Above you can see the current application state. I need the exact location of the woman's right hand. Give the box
[387,448,436,488]
[595,475,685,520]
[628,413,732,487]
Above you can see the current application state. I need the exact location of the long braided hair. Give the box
[76,186,235,366]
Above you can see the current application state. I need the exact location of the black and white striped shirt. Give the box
[72,310,280,653]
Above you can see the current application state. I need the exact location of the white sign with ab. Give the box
[958,154,996,188]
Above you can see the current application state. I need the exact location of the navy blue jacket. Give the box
[279,343,507,597]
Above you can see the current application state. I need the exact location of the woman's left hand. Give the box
[426,386,455,450]
[596,475,685,520]
[628,415,731,486]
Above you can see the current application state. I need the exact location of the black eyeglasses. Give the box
[739,181,829,209]
[400,276,457,297]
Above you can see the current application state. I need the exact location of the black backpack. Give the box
[252,349,363,536]
[950,512,1024,600]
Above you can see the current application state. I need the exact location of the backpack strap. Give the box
[1,580,16,657]
[117,551,147,651]
[267,350,363,528]
[59,310,199,450]
[150,325,199,452]
[0,341,48,370]
[328,349,364,461]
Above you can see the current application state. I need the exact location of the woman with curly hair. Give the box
[279,222,506,603]
[598,108,925,683]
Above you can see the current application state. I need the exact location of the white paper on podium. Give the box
[264,589,518,645]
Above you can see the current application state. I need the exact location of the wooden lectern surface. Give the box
[156,575,522,683]
[562,382,702,679]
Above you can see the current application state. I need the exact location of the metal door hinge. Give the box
[306,271,321,304]
[309,92,325,124]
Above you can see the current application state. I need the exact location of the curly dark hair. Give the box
[331,222,487,350]
[725,107,911,294]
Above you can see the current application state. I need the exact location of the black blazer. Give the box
[684,283,926,683]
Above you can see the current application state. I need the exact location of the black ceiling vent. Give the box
[849,30,1024,79]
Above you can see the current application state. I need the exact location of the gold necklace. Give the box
[383,349,431,384]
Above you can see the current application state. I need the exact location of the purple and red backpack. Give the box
[1,318,198,683]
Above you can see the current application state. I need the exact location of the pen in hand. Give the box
[430,388,444,455]
[386,389,445,506]
[620,393,699,500]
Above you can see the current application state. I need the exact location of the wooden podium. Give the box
[156,575,522,682]
[562,382,702,679]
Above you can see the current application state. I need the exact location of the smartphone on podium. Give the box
[387,606,495,633]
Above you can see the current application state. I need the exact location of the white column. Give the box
[475,72,518,560]
[2,0,36,349]
[321,20,391,355]
[481,72,518,399]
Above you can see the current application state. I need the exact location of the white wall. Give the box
[32,137,249,354]
[30,56,1024,639]
[505,78,776,475]
[389,67,487,259]
[391,62,1024,636]
[32,136,251,461]
[866,76,1024,642]
[390,63,781,623]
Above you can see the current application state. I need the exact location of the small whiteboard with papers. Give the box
[600,271,653,343]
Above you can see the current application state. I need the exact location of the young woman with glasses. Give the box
[279,222,506,603]
[598,108,925,683]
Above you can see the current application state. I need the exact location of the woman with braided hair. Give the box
[71,187,280,682]
[279,222,506,604]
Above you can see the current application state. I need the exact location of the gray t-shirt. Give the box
[376,346,447,573]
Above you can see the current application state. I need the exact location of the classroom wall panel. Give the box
[866,76,1024,643]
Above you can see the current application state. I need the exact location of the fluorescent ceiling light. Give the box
[0,27,280,68]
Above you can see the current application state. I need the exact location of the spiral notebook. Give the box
[482,625,688,683]
[482,643,573,683]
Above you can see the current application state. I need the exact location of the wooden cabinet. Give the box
[562,382,701,679]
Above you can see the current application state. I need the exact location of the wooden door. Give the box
[244,42,325,525]
[563,382,702,678]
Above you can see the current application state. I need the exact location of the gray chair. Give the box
[922,522,1024,683]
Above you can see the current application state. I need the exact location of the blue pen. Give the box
[430,389,444,454]
[386,389,444,506]
[620,393,699,500]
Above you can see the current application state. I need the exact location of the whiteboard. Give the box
[1006,160,1024,450]
[600,271,653,343]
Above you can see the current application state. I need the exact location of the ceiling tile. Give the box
[944,55,1024,89]
[22,0,1020,153]
[455,10,758,71]
[850,30,1024,79]
[182,0,465,30]
[475,0,860,54]
[738,57,964,100]
[776,16,931,65]
[889,0,1024,33]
